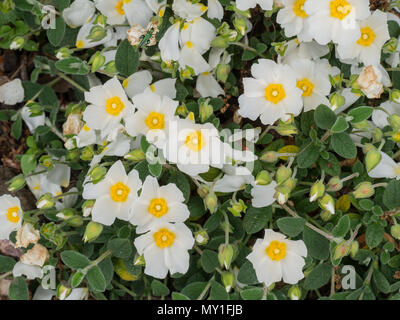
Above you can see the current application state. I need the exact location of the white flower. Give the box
[336,10,390,65]
[159,22,181,61]
[125,91,178,148]
[247,229,307,286]
[21,105,45,133]
[16,223,40,248]
[83,77,134,138]
[122,70,177,100]
[172,0,208,20]
[238,59,303,125]
[64,288,89,300]
[214,170,255,193]
[13,261,43,280]
[304,0,370,46]
[277,0,312,41]
[0,79,24,105]
[26,168,62,199]
[20,244,49,267]
[134,221,194,278]
[82,160,142,225]
[372,101,400,128]
[207,0,224,21]
[289,58,331,111]
[95,0,126,25]
[251,181,277,208]
[75,123,99,148]
[47,163,71,188]
[357,65,386,99]
[55,187,79,211]
[279,39,330,64]
[196,71,225,98]
[32,286,55,300]
[63,0,95,28]
[75,17,113,49]
[236,0,273,11]
[123,0,157,28]
[161,118,226,176]
[0,195,22,240]
[130,176,190,233]
[368,151,400,180]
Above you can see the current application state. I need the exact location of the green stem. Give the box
[197,276,215,300]
[0,271,12,280]
[231,42,266,59]
[45,117,66,142]
[56,71,88,92]
[112,280,137,298]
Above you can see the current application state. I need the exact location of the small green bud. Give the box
[36,193,55,209]
[39,155,53,168]
[276,166,292,185]
[274,188,289,205]
[383,37,398,54]
[89,165,107,183]
[288,285,301,300]
[309,180,325,202]
[388,114,400,130]
[211,36,229,48]
[204,192,218,213]
[216,64,230,83]
[57,284,72,300]
[10,36,24,50]
[194,229,209,245]
[350,240,359,258]
[27,102,43,116]
[67,215,84,227]
[320,210,333,221]
[228,199,247,217]
[272,41,288,57]
[391,224,400,240]
[7,174,26,192]
[390,89,400,104]
[83,221,103,243]
[197,184,210,199]
[66,149,80,161]
[82,200,95,217]
[371,127,383,143]
[233,15,247,36]
[275,121,298,136]
[334,241,351,260]
[55,47,72,60]
[390,130,400,143]
[365,148,381,172]
[318,193,335,215]
[180,66,194,81]
[87,25,107,42]
[134,254,146,266]
[362,143,375,154]
[352,120,371,130]
[124,149,146,162]
[103,61,117,74]
[199,100,214,123]
[260,151,278,163]
[329,93,345,111]
[327,176,343,192]
[80,146,94,161]
[255,170,272,185]
[221,271,235,293]
[282,178,297,192]
[56,208,75,220]
[353,182,375,199]
[90,52,105,73]
[218,243,235,270]
[176,103,189,117]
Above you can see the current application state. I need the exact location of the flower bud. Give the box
[7,174,26,192]
[56,47,72,60]
[216,64,230,83]
[66,149,80,161]
[204,192,218,213]
[211,36,229,48]
[218,243,235,270]
[275,121,298,136]
[57,284,72,300]
[197,184,209,199]
[221,271,235,293]
[329,92,345,111]
[333,241,351,260]
[391,131,400,143]
[276,166,292,185]
[64,138,77,150]
[391,224,400,240]
[36,193,55,209]
[103,61,117,74]
[194,229,209,245]
[82,200,95,217]
[371,127,383,143]
[383,37,398,54]
[318,193,335,215]
[274,187,290,205]
[350,240,359,258]
[89,165,107,183]
[282,178,297,192]
[352,120,371,131]
[260,151,278,163]
[10,36,24,50]
[255,170,272,185]
[199,101,214,123]
[320,209,333,221]
[27,102,43,116]
[124,149,146,162]
[87,25,107,42]
[365,148,381,172]
[80,146,94,161]
[176,103,189,117]
[90,51,105,73]
[309,180,325,202]
[272,41,288,56]
[40,155,53,168]
[180,66,194,81]
[327,176,343,192]
[83,221,103,243]
[134,254,146,266]
[288,285,301,300]
[388,114,400,130]
[228,199,247,217]
[390,89,400,104]
[353,182,375,199]
[233,16,247,36]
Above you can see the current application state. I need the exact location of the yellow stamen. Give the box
[105,96,125,116]
[145,111,165,130]
[297,78,314,97]
[76,40,84,48]
[110,182,130,202]
[6,206,20,224]
[185,130,205,152]
[265,240,287,261]
[83,124,90,132]
[330,0,352,20]
[115,0,125,15]
[148,198,169,218]
[122,78,129,88]
[154,228,175,248]
[150,84,156,92]
[293,0,308,18]
[264,84,286,104]
[185,41,194,49]
[357,26,376,47]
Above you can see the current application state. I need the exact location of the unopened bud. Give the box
[27,102,43,116]
[87,25,107,42]
[320,210,333,221]
[352,120,371,130]
[176,103,189,117]
[276,166,292,185]
[211,36,229,49]
[274,188,289,205]
[329,93,345,111]
[233,16,247,36]
[90,51,105,73]
[89,166,107,183]
[228,199,247,217]
[39,155,53,168]
[221,271,235,293]
[83,221,103,243]
[260,151,278,163]
[80,146,94,161]
[353,182,375,199]
[309,180,325,202]
[365,148,381,172]
[103,61,117,74]
[56,284,72,300]
[7,174,26,192]
[391,131,400,143]
[194,229,209,245]
[388,114,400,130]
[371,127,383,143]
[391,224,400,240]
[275,121,298,136]
[216,64,230,83]
[390,89,400,104]
[218,243,235,270]
[56,47,72,60]
[199,101,214,123]
[318,194,335,215]
[272,41,287,57]
[10,36,24,50]
[197,184,210,199]
[383,37,398,54]
[124,149,146,162]
[334,241,351,260]
[36,193,55,209]
[288,285,301,300]
[82,200,95,217]
[327,176,343,192]
[134,254,146,266]
[205,192,218,213]
[350,240,359,258]
[255,170,272,185]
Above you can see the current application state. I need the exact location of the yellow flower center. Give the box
[83,124,90,132]
[33,184,40,190]
[148,198,169,218]
[185,130,205,152]
[154,228,175,248]
[145,111,165,130]
[110,182,130,202]
[149,84,156,92]
[265,240,287,261]
[115,1,125,15]
[76,40,84,48]
[185,41,194,49]
[330,0,352,20]
[394,165,400,176]
[6,206,20,224]
[293,0,308,18]
[264,84,286,104]
[357,27,376,47]
[297,78,314,97]
[105,96,125,116]
[122,78,129,88]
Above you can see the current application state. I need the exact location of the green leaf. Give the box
[348,106,373,124]
[296,140,320,169]
[171,292,190,300]
[71,270,86,288]
[148,162,162,178]
[52,0,70,11]
[201,249,219,273]
[331,116,349,133]
[87,265,106,292]
[331,133,357,159]
[9,277,29,300]
[237,261,258,285]
[0,254,16,272]
[55,57,89,75]
[20,154,36,175]
[277,217,305,237]
[209,280,229,300]
[304,262,331,290]
[366,222,384,249]
[332,215,350,238]
[11,115,22,140]
[383,180,400,210]
[46,17,66,46]
[303,226,330,260]
[243,206,272,234]
[372,270,390,294]
[167,171,191,203]
[151,279,170,296]
[61,250,91,269]
[314,104,337,130]
[107,238,132,259]
[115,39,139,77]
[181,282,207,300]
[240,287,264,300]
